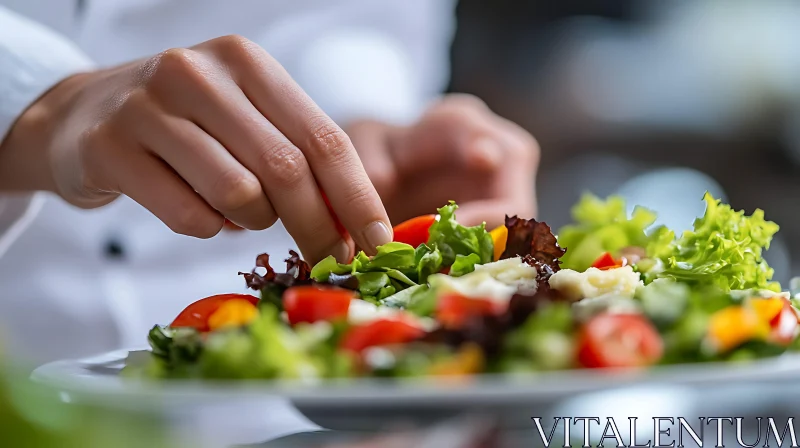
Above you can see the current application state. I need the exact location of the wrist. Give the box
[0,72,91,193]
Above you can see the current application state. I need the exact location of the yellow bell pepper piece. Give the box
[208,299,258,331]
[707,306,769,353]
[748,297,785,323]
[428,343,485,377]
[489,225,508,261]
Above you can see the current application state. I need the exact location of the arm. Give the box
[0,6,94,258]
[0,28,395,264]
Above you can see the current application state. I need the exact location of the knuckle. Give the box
[306,119,352,162]
[508,125,540,166]
[528,135,541,164]
[442,93,489,112]
[212,34,252,51]
[210,168,264,211]
[259,142,308,190]
[342,182,374,208]
[150,47,203,83]
[209,34,261,62]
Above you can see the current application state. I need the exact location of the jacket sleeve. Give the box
[0,6,94,258]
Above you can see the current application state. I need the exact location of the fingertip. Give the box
[359,220,393,255]
[304,237,352,265]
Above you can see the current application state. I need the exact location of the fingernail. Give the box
[361,221,392,255]
[325,238,352,264]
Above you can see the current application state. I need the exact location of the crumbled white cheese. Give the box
[428,273,517,304]
[548,266,643,302]
[473,257,541,293]
[427,257,540,304]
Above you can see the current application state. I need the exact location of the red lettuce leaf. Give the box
[500,215,566,271]
[240,250,314,291]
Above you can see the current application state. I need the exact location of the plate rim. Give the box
[30,348,800,409]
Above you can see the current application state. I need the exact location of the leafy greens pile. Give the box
[558,192,780,292]
[645,193,780,292]
[310,202,495,303]
[125,192,794,382]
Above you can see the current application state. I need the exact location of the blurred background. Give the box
[449,0,800,285]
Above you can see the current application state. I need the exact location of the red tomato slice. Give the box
[321,190,349,240]
[769,300,799,345]
[283,285,354,326]
[340,319,425,353]
[577,313,664,368]
[591,252,622,270]
[170,293,259,332]
[436,293,500,329]
[393,215,436,248]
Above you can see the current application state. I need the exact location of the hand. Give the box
[0,35,392,263]
[348,94,539,229]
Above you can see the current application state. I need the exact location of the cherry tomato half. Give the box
[436,293,499,329]
[340,319,425,353]
[577,313,664,369]
[393,215,436,248]
[283,285,354,326]
[769,299,799,345]
[170,293,260,332]
[591,252,623,270]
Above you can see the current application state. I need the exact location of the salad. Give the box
[125,193,800,380]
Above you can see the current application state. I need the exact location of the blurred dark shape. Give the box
[449,0,800,280]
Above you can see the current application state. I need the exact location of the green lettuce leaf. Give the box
[311,242,418,302]
[199,306,320,379]
[557,193,659,272]
[500,302,575,372]
[381,284,428,309]
[450,253,481,277]
[427,201,493,266]
[414,244,443,284]
[365,242,417,269]
[647,192,780,292]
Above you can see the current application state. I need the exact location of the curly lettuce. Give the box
[427,201,493,267]
[646,192,780,292]
[557,193,659,271]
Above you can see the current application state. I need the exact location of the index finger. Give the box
[218,38,392,254]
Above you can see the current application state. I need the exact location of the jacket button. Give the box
[104,238,126,260]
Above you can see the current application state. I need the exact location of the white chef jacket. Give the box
[0,0,456,365]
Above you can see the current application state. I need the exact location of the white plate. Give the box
[32,348,800,411]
